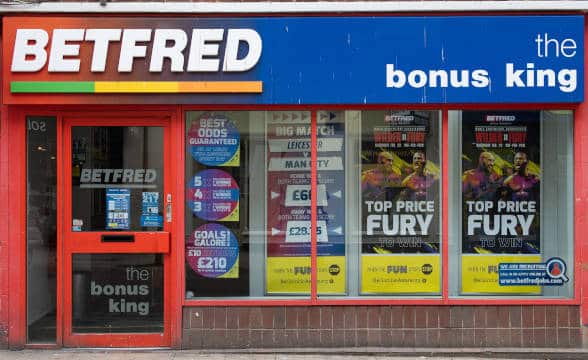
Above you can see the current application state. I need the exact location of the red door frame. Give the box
[7,107,182,348]
[62,116,172,347]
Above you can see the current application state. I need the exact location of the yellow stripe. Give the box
[95,81,262,93]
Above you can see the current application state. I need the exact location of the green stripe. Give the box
[11,81,95,93]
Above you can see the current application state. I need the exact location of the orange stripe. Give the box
[177,81,262,93]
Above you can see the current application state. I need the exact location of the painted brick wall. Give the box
[182,306,582,348]
[0,109,8,348]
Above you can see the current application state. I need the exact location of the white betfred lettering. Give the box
[223,29,262,72]
[48,29,84,72]
[85,29,122,72]
[558,69,577,93]
[80,169,158,184]
[149,29,188,72]
[187,29,224,72]
[506,63,577,93]
[80,168,92,183]
[11,29,49,72]
[11,28,263,73]
[506,63,525,88]
[118,29,152,72]
[471,69,490,88]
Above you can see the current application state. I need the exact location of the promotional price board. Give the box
[106,188,130,230]
[265,111,346,294]
[461,111,542,294]
[360,111,441,294]
[187,169,239,222]
[186,223,239,279]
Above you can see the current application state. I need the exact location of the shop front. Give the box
[0,10,586,349]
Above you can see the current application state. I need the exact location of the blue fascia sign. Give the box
[252,16,584,104]
[7,15,584,104]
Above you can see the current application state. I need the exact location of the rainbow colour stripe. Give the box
[10,81,263,93]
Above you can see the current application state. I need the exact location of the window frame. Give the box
[180,104,581,306]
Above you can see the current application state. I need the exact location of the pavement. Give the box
[1,349,588,360]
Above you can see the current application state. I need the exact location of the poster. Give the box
[186,223,239,279]
[140,191,162,228]
[360,111,440,294]
[461,111,541,293]
[105,188,130,230]
[184,111,247,297]
[187,169,239,222]
[187,113,240,167]
[266,111,346,294]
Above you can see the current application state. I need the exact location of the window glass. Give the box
[71,126,164,232]
[27,116,57,342]
[72,254,163,333]
[265,111,346,295]
[185,111,254,297]
[449,110,573,297]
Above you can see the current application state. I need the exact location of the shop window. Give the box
[448,110,574,298]
[185,111,307,298]
[184,109,573,300]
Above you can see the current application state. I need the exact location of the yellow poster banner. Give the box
[361,254,440,294]
[461,254,541,294]
[266,256,345,294]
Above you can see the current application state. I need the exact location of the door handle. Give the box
[166,193,172,223]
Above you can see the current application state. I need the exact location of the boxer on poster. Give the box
[504,151,540,201]
[399,151,438,201]
[361,151,403,199]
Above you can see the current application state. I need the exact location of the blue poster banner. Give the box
[499,257,569,286]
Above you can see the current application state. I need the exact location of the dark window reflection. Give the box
[72,254,163,333]
[27,116,57,343]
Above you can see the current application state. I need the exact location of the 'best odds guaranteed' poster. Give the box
[461,111,541,294]
[361,111,441,294]
[185,113,242,288]
[266,111,346,294]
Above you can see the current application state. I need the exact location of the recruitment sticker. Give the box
[188,113,240,167]
[499,257,569,286]
[186,223,239,278]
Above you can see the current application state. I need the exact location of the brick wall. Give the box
[182,305,582,349]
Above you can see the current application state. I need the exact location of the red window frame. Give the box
[179,104,583,307]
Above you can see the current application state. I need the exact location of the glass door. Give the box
[62,117,171,347]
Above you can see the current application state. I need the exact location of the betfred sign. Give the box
[12,28,262,73]
[2,16,583,104]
